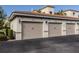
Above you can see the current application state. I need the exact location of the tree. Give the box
[0,6,7,29]
[55,10,64,15]
[4,19,10,28]
[0,6,7,20]
[0,20,4,29]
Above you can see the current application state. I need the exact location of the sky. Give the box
[2,5,79,16]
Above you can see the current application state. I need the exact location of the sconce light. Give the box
[45,21,48,24]
[19,19,21,23]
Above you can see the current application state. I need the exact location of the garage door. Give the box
[48,23,62,37]
[77,23,79,34]
[66,23,75,35]
[22,22,43,39]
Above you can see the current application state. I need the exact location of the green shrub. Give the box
[3,28,9,37]
[5,29,8,36]
[8,29,13,39]
[0,31,8,41]
[0,31,4,34]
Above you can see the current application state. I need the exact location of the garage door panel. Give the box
[48,23,62,37]
[66,23,75,35]
[22,22,42,39]
[77,24,79,34]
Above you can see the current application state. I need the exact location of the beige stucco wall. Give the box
[10,17,22,32]
[10,18,18,32]
[64,11,79,17]
[62,22,66,35]
[75,23,79,34]
[40,7,54,14]
[10,16,79,40]
[43,20,48,38]
[10,17,22,40]
[16,32,22,40]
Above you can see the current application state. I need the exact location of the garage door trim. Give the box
[22,21,43,39]
[48,22,62,37]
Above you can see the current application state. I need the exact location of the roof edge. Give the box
[38,5,54,11]
[9,11,79,21]
[63,9,79,12]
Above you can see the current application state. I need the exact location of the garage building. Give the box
[9,6,79,40]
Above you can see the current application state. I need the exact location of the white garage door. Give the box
[48,23,62,37]
[22,22,43,39]
[66,23,75,35]
[77,23,79,34]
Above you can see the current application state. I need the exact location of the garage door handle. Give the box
[63,30,66,31]
[44,31,48,32]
